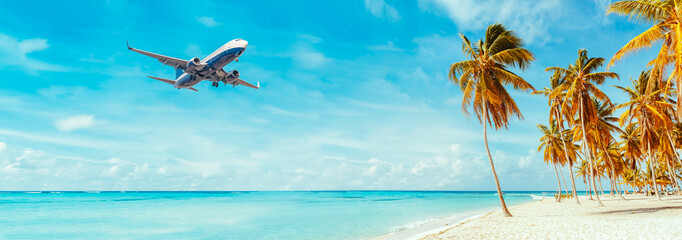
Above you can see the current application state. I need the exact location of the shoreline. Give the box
[370,209,490,240]
[419,194,682,239]
[371,197,539,240]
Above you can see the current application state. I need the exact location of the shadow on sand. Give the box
[595,205,682,215]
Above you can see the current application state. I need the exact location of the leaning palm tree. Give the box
[607,1,682,118]
[449,23,535,217]
[615,70,675,200]
[547,50,619,206]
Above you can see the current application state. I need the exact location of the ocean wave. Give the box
[372,198,404,202]
[389,217,441,232]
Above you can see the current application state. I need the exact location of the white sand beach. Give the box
[417,195,682,240]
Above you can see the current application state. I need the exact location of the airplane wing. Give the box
[236,79,260,89]
[128,41,189,70]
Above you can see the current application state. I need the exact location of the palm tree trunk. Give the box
[667,160,681,195]
[665,132,682,167]
[579,98,604,206]
[648,142,661,200]
[604,149,625,200]
[599,177,605,196]
[559,166,570,196]
[483,105,513,217]
[608,176,613,197]
[614,177,626,200]
[569,162,580,204]
[665,132,682,195]
[555,108,579,203]
[673,164,682,195]
[553,164,562,202]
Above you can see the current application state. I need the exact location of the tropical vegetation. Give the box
[448,1,682,216]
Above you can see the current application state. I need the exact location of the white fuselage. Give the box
[174,39,248,89]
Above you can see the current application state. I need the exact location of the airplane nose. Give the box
[242,40,248,48]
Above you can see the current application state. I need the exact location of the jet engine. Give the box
[186,57,203,71]
[227,70,239,79]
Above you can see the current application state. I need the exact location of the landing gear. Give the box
[211,82,219,87]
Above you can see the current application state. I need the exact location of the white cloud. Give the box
[418,0,561,44]
[364,0,401,21]
[518,148,536,169]
[2,148,42,173]
[0,33,68,72]
[184,43,203,57]
[1,162,20,172]
[367,41,403,51]
[293,48,329,69]
[18,38,49,54]
[102,157,143,177]
[0,142,5,152]
[197,16,220,27]
[55,114,95,132]
[0,145,166,190]
[291,34,330,69]
[297,34,322,43]
[592,0,612,12]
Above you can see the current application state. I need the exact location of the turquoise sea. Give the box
[0,191,546,239]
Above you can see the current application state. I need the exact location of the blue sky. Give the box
[0,0,658,191]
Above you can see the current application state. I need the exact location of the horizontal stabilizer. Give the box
[236,79,260,89]
[148,76,176,85]
[147,76,198,91]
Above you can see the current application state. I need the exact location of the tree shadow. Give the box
[594,206,682,215]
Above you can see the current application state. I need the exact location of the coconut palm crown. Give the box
[449,23,536,129]
[607,0,682,118]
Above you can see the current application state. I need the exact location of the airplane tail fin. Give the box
[175,68,184,79]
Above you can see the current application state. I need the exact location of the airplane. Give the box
[127,39,259,91]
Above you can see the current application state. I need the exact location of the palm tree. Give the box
[533,72,581,203]
[615,70,675,200]
[592,100,626,199]
[605,140,627,199]
[547,49,619,206]
[449,23,535,217]
[607,1,682,118]
[622,167,639,193]
[575,159,592,195]
[537,123,574,202]
[658,135,682,193]
[620,123,643,192]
